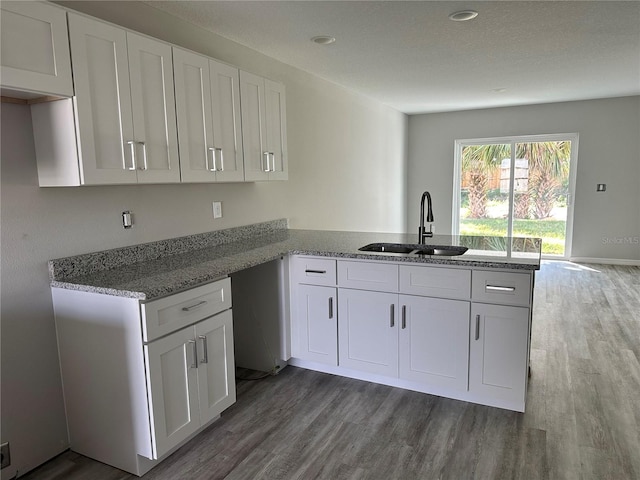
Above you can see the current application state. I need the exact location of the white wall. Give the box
[407,97,640,262]
[0,2,407,477]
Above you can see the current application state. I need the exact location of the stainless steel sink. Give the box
[358,243,468,256]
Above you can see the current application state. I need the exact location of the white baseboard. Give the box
[569,257,640,266]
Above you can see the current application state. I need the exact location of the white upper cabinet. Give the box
[264,79,288,180]
[240,71,288,181]
[0,1,73,97]
[126,32,180,184]
[174,48,244,182]
[210,60,245,182]
[26,8,288,186]
[68,13,136,185]
[65,14,179,185]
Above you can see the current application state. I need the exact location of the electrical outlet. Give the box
[212,202,222,219]
[122,210,133,229]
[1,442,10,469]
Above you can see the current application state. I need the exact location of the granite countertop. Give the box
[49,220,541,301]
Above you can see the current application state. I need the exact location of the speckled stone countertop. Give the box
[49,219,541,301]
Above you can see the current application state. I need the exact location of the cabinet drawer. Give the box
[472,270,531,306]
[338,260,398,293]
[141,278,231,342]
[291,256,336,286]
[399,265,471,300]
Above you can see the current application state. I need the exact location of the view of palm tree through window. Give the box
[459,140,572,256]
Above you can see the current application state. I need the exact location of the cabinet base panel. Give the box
[288,358,525,413]
[71,414,222,477]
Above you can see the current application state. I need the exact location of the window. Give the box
[453,134,578,258]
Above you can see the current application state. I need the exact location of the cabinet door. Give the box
[399,295,470,390]
[240,70,268,181]
[195,310,236,425]
[264,79,288,180]
[0,1,73,96]
[127,32,180,183]
[294,285,338,365]
[174,48,216,183]
[338,289,398,377]
[469,303,530,410]
[68,13,137,185]
[144,326,200,459]
[210,59,244,182]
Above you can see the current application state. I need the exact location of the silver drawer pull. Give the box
[305,269,327,274]
[328,297,334,319]
[390,304,395,327]
[486,285,516,292]
[475,314,480,340]
[401,305,407,329]
[182,300,208,312]
[198,335,209,364]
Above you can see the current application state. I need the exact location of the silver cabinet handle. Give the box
[305,269,326,274]
[198,335,208,364]
[475,314,480,341]
[181,300,208,312]
[126,141,137,171]
[328,297,334,319]
[269,152,276,172]
[139,142,148,171]
[401,305,407,329]
[207,147,217,171]
[390,304,395,327]
[217,147,224,171]
[486,285,516,292]
[188,339,198,368]
[262,151,270,172]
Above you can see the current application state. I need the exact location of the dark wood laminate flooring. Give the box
[20,262,640,480]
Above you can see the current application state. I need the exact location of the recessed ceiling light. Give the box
[311,35,336,45]
[448,10,479,22]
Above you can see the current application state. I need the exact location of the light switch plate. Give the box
[212,202,222,219]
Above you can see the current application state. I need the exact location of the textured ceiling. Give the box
[147,1,640,114]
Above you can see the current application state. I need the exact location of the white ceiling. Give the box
[147,1,640,114]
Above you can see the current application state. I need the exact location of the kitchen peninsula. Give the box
[49,219,541,476]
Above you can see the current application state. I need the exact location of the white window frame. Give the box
[452,133,579,259]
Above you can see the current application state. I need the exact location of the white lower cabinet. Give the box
[469,303,529,408]
[399,295,470,390]
[338,289,398,377]
[336,291,470,388]
[53,278,235,476]
[145,310,235,459]
[289,256,534,412]
[294,284,338,365]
